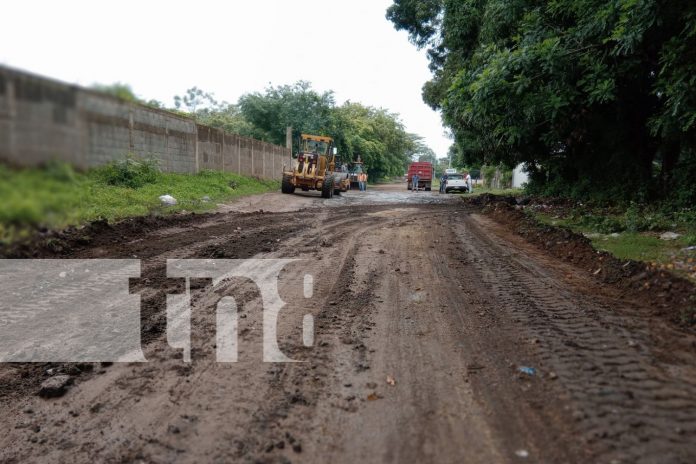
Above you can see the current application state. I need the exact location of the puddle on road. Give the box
[366,207,422,217]
[219,183,463,213]
[332,189,459,207]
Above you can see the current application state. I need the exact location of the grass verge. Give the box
[467,186,523,197]
[530,204,696,281]
[0,161,279,243]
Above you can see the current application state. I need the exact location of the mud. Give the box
[1,185,695,463]
[471,194,696,327]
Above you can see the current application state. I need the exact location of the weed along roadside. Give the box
[519,198,696,282]
[0,158,279,243]
[468,193,696,327]
[460,191,696,284]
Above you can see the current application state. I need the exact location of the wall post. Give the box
[221,130,225,172]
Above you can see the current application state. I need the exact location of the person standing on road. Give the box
[465,171,473,193]
[412,172,420,192]
[439,173,448,194]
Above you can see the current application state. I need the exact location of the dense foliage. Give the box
[95,79,434,180]
[0,162,278,242]
[173,82,430,180]
[99,155,161,189]
[91,83,164,109]
[387,0,696,205]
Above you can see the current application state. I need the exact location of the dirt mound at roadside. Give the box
[468,195,696,327]
[0,212,223,259]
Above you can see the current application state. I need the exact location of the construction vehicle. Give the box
[348,156,367,189]
[281,134,350,198]
[407,161,434,191]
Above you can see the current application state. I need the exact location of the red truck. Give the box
[406,161,434,191]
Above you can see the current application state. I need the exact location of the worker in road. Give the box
[412,171,420,192]
[465,171,473,193]
[439,172,448,194]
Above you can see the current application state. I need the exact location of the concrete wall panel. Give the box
[0,66,289,178]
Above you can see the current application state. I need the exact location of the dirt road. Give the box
[1,184,696,463]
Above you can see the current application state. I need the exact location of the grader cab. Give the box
[281,134,349,198]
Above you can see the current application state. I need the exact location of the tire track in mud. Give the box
[226,209,411,462]
[3,193,696,463]
[0,212,309,405]
[0,205,430,463]
[222,205,452,462]
[305,212,509,464]
[454,213,696,464]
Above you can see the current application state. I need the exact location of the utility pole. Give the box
[286,126,293,157]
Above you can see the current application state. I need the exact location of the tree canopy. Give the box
[173,82,426,179]
[91,82,163,109]
[387,0,696,205]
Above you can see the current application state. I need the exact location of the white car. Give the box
[444,174,469,193]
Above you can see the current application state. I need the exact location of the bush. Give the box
[43,160,77,183]
[577,213,624,234]
[624,202,641,233]
[482,165,498,188]
[668,151,696,208]
[500,169,513,188]
[684,234,696,247]
[673,208,696,226]
[100,155,161,188]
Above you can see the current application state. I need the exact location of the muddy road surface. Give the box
[1,183,696,463]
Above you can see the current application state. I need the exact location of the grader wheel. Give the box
[321,177,334,199]
[281,175,295,194]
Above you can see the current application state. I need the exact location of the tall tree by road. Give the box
[172,81,433,180]
[387,0,696,205]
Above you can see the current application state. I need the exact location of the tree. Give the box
[92,82,164,109]
[174,87,218,114]
[387,0,696,205]
[238,81,335,148]
[330,102,417,178]
[91,82,139,101]
[170,88,260,139]
[237,82,427,179]
[168,81,433,180]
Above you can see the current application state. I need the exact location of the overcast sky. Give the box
[0,0,451,158]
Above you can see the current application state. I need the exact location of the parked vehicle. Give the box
[407,162,434,191]
[348,157,367,189]
[444,173,469,193]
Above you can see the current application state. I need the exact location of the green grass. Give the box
[0,162,278,243]
[591,233,685,264]
[467,186,523,196]
[532,208,696,280]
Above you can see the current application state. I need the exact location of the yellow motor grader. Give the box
[281,134,350,198]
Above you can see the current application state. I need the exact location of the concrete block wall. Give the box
[0,66,290,179]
